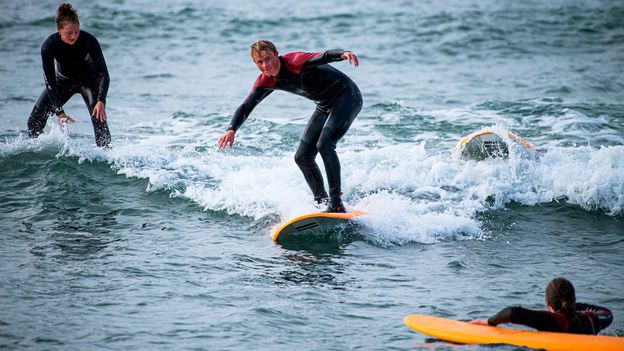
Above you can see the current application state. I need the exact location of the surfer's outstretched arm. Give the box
[486,306,561,332]
[302,49,359,68]
[217,84,272,151]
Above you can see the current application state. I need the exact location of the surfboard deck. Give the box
[271,210,365,242]
[404,314,624,351]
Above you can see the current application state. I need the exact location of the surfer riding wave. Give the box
[216,40,362,213]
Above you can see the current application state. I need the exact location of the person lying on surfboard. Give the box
[470,277,613,335]
[216,40,362,213]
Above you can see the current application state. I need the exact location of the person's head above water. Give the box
[56,3,80,45]
[250,40,277,57]
[545,277,576,315]
[250,40,280,77]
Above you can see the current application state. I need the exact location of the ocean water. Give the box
[1,0,623,350]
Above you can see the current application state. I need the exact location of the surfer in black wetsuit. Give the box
[470,277,613,335]
[216,40,363,213]
[27,3,111,147]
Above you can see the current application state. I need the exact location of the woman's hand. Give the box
[92,101,107,122]
[468,319,489,326]
[57,112,76,124]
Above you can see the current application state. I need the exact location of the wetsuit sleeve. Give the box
[302,49,345,68]
[41,41,62,113]
[227,87,272,132]
[87,36,110,104]
[576,303,613,331]
[487,306,562,332]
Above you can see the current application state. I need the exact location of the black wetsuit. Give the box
[28,30,111,147]
[228,49,363,206]
[487,303,613,335]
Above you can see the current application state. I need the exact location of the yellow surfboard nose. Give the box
[271,210,366,242]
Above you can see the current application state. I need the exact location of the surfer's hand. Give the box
[340,51,360,67]
[341,51,359,67]
[92,101,107,122]
[468,319,489,326]
[57,112,76,124]
[217,130,236,150]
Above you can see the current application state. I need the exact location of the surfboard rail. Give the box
[271,210,365,242]
[404,314,624,351]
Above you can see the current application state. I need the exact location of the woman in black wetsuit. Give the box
[216,40,362,213]
[27,3,111,147]
[471,277,613,335]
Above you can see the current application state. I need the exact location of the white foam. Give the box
[2,115,622,245]
[531,145,624,215]
[353,192,483,246]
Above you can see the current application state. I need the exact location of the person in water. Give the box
[216,40,363,213]
[27,3,111,147]
[470,277,613,335]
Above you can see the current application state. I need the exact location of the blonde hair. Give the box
[250,40,277,57]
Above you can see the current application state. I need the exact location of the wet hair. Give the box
[545,277,576,317]
[56,3,79,30]
[250,40,277,57]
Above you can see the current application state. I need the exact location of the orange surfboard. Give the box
[271,210,365,242]
[404,314,624,351]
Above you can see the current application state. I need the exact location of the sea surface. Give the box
[1,1,623,350]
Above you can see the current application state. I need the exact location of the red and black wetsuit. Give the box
[228,49,363,206]
[487,303,613,335]
[28,30,111,147]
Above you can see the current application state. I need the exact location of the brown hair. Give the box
[56,3,79,29]
[545,277,576,317]
[250,40,277,57]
